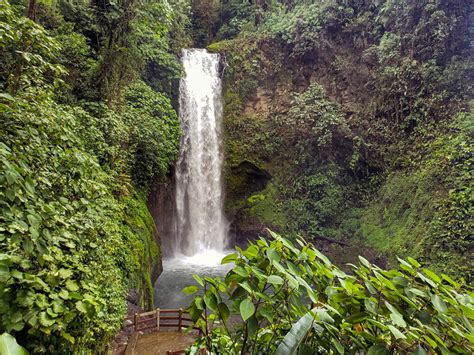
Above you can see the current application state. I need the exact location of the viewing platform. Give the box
[113,308,201,355]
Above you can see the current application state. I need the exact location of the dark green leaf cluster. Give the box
[77,81,181,191]
[360,110,474,281]
[285,84,347,152]
[261,0,472,132]
[0,1,65,95]
[210,0,472,277]
[0,0,184,351]
[1,92,128,352]
[187,231,474,354]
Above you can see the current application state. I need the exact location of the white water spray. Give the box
[173,49,228,257]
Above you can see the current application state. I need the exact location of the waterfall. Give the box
[173,49,228,257]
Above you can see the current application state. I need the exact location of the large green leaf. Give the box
[413,345,428,355]
[275,308,317,355]
[182,286,199,295]
[192,274,204,286]
[267,275,284,285]
[367,344,389,355]
[388,325,406,340]
[0,333,28,355]
[240,298,255,322]
[204,292,218,311]
[217,302,230,321]
[243,245,259,260]
[221,253,238,264]
[431,294,448,313]
[266,247,281,263]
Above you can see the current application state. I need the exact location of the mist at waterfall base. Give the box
[154,251,231,309]
[154,49,232,309]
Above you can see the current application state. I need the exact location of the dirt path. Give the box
[125,331,196,355]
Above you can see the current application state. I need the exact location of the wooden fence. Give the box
[124,308,195,333]
[123,309,204,355]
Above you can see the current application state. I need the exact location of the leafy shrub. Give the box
[0,92,127,351]
[0,0,180,352]
[283,83,348,158]
[0,1,64,94]
[360,109,473,279]
[123,81,181,189]
[186,231,474,354]
[0,90,162,352]
[72,81,181,193]
[284,165,347,239]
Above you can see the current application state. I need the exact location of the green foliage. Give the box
[76,81,181,191]
[123,81,181,189]
[224,81,352,239]
[209,38,263,102]
[121,195,160,308]
[190,0,220,46]
[0,0,65,94]
[279,83,350,177]
[274,307,317,355]
[259,0,472,138]
[187,231,474,354]
[361,110,474,281]
[1,92,125,351]
[130,0,184,98]
[167,0,192,53]
[214,0,472,275]
[0,0,181,351]
[0,332,28,355]
[285,84,347,152]
[261,2,331,55]
[284,164,347,239]
[215,0,254,40]
[53,24,97,102]
[0,90,163,351]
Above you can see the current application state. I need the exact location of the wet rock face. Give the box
[127,289,141,309]
[224,161,273,245]
[229,212,267,247]
[148,177,176,258]
[230,161,271,196]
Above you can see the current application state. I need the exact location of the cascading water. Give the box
[155,49,231,308]
[174,49,228,257]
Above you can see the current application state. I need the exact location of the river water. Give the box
[154,49,231,309]
[154,250,232,309]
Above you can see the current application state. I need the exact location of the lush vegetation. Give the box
[0,0,187,351]
[203,0,473,279]
[1,0,472,352]
[185,232,473,354]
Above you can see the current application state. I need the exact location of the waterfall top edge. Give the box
[183,48,210,52]
[182,48,219,55]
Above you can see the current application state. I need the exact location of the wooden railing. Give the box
[124,308,195,333]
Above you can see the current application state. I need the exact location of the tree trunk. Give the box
[255,0,268,25]
[27,0,37,20]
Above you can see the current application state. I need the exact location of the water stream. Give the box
[155,49,231,308]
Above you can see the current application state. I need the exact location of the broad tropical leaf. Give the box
[275,308,317,355]
[0,333,28,355]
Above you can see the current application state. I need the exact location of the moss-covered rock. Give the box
[122,195,162,309]
[213,24,472,278]
[359,111,473,280]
